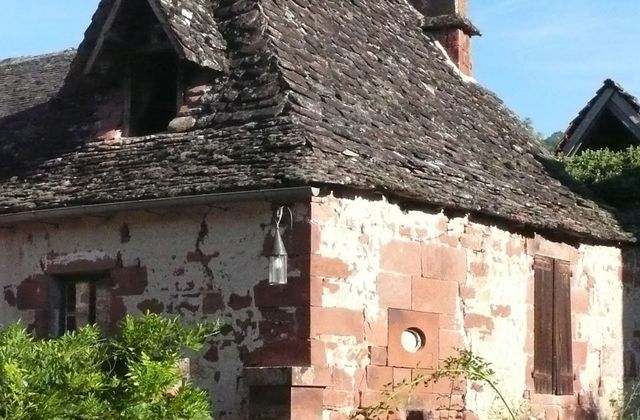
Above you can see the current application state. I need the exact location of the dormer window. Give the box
[79,0,227,138]
[125,52,179,136]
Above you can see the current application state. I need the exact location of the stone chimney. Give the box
[410,0,481,76]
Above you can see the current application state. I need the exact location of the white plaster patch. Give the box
[43,249,111,268]
[433,40,477,84]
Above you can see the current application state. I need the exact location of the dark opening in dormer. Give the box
[126,52,178,136]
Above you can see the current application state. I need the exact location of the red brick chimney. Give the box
[410,0,481,76]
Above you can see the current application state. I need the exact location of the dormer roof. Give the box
[0,0,632,242]
[558,79,640,156]
[73,0,226,77]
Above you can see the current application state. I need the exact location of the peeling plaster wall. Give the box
[0,201,309,419]
[309,193,630,420]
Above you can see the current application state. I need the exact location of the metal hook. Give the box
[275,206,293,231]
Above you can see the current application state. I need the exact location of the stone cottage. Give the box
[1,0,639,419]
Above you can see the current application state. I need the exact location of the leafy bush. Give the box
[0,313,221,420]
[561,146,640,206]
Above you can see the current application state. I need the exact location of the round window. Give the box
[401,328,426,353]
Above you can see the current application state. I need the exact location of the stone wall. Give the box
[0,192,635,419]
[0,200,310,419]
[308,193,629,420]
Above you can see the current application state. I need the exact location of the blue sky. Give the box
[1,0,638,136]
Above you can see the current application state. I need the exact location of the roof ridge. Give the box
[0,49,76,66]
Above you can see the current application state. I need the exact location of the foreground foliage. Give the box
[0,313,220,420]
[351,349,517,420]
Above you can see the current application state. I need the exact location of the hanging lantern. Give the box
[269,227,288,285]
[269,207,289,285]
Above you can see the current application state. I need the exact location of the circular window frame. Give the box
[400,327,426,353]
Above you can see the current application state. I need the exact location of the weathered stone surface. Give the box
[309,194,631,420]
[167,116,196,133]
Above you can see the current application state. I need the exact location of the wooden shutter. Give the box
[533,256,554,394]
[553,260,574,395]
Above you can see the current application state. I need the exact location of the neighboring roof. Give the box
[0,1,631,242]
[0,50,75,119]
[557,79,640,156]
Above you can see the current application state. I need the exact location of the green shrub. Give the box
[0,313,221,420]
[561,146,640,206]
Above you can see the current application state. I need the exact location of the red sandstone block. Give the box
[460,231,483,251]
[411,368,434,383]
[359,390,384,408]
[380,240,422,275]
[324,388,356,408]
[291,387,324,419]
[387,309,438,369]
[257,339,311,366]
[364,311,388,347]
[369,346,388,366]
[545,406,560,420]
[377,272,412,309]
[308,222,321,254]
[332,367,365,390]
[571,289,589,314]
[202,292,224,314]
[412,277,459,314]
[393,368,412,388]
[310,276,323,306]
[310,201,336,224]
[573,341,588,367]
[399,225,413,238]
[259,307,310,341]
[111,266,148,296]
[421,244,467,283]
[311,307,364,340]
[291,367,332,387]
[311,338,327,365]
[366,366,393,390]
[432,377,465,395]
[311,255,350,278]
[463,313,494,332]
[490,304,511,318]
[254,276,310,308]
[459,286,475,300]
[17,276,51,310]
[469,262,488,278]
[439,314,461,330]
[438,330,465,360]
[228,292,252,310]
[108,295,127,334]
[287,220,313,256]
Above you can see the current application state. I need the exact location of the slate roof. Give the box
[0,0,631,242]
[0,50,75,119]
[557,79,640,155]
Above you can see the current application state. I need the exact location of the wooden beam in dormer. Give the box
[84,0,124,75]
